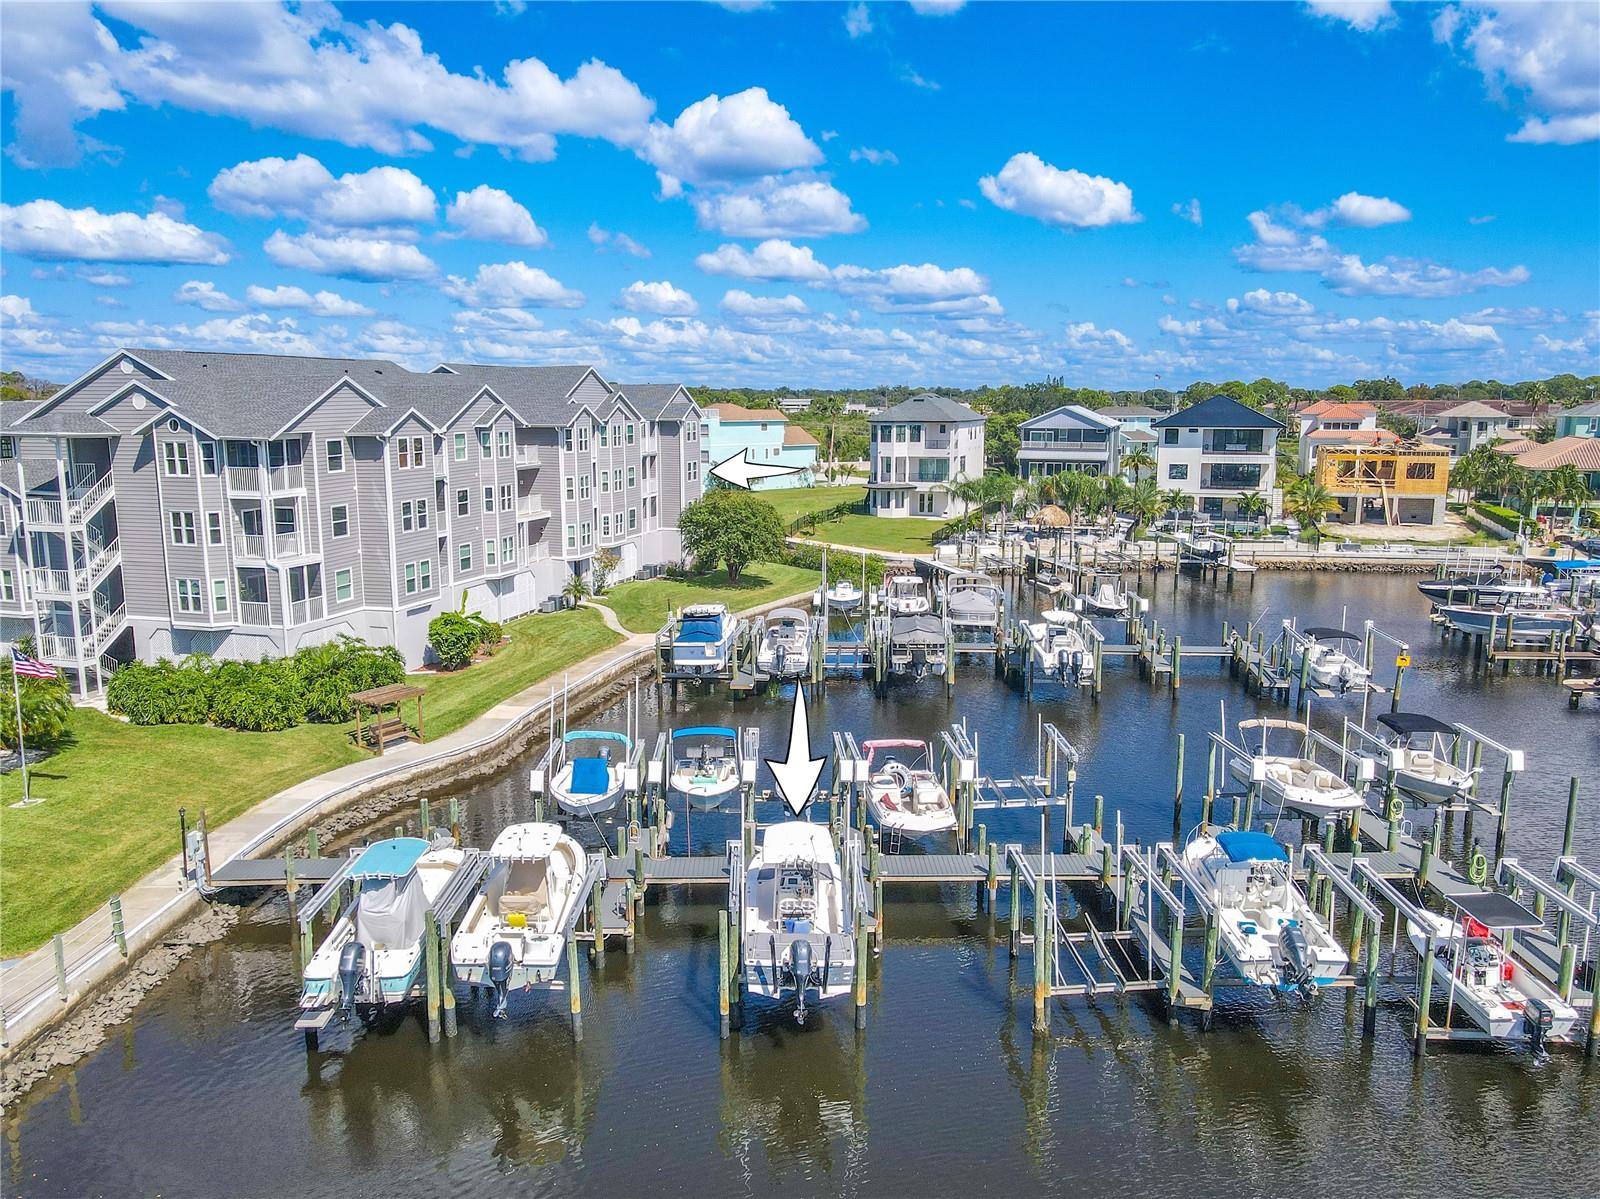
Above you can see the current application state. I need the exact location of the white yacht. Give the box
[1408,893,1578,1050]
[862,739,955,835]
[1293,627,1371,692]
[1228,719,1364,819]
[739,822,858,1023]
[756,608,813,679]
[449,823,591,1017]
[1374,713,1476,806]
[546,730,630,817]
[670,603,741,674]
[298,837,465,1024]
[669,726,743,809]
[1183,830,1348,995]
[1437,587,1582,642]
[1025,608,1093,687]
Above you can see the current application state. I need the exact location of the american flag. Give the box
[10,648,58,680]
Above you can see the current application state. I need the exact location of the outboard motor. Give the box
[1279,922,1316,999]
[1070,649,1086,684]
[487,940,515,1019]
[1525,996,1555,1061]
[336,941,368,1019]
[1055,649,1069,680]
[788,938,814,1025]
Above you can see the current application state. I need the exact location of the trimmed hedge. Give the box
[781,542,888,588]
[107,636,404,731]
[1473,502,1522,526]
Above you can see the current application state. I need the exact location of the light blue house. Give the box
[1555,401,1600,439]
[702,403,818,490]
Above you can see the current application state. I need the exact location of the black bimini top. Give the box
[1377,712,1457,737]
[1449,891,1542,931]
[1304,627,1362,642]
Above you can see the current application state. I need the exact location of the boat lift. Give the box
[1277,617,1411,717]
[1204,717,1375,837]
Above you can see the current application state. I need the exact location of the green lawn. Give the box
[0,607,620,957]
[598,562,818,633]
[795,512,945,555]
[761,484,866,525]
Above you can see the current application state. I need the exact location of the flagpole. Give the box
[9,652,28,806]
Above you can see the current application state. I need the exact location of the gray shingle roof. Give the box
[869,393,984,424]
[1020,404,1119,431]
[1152,395,1283,430]
[618,383,697,421]
[435,363,599,425]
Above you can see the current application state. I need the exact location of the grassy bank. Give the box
[598,562,817,634]
[761,484,866,525]
[796,512,945,555]
[0,607,620,957]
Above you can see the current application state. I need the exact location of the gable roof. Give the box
[1511,435,1600,472]
[1100,405,1161,417]
[1561,400,1600,418]
[1304,402,1374,422]
[1152,395,1283,430]
[707,402,786,423]
[1307,428,1400,445]
[1020,404,1119,432]
[869,393,983,423]
[1437,400,1510,419]
[433,363,600,425]
[783,424,819,447]
[617,383,697,421]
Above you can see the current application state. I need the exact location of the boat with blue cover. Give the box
[670,726,743,808]
[1182,829,1347,996]
[670,603,741,674]
[549,730,630,817]
[297,836,466,1024]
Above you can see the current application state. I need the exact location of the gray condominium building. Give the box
[0,349,704,694]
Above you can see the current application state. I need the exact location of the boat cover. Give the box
[1448,891,1542,930]
[570,757,611,795]
[350,837,430,880]
[1303,627,1362,642]
[946,590,998,621]
[890,615,946,645]
[355,872,427,951]
[1216,830,1289,864]
[1376,712,1456,737]
[676,615,724,642]
[563,729,630,748]
[673,725,737,740]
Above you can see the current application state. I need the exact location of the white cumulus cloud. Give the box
[640,87,822,195]
[587,223,651,257]
[978,153,1139,228]
[1435,2,1599,144]
[245,285,376,317]
[695,238,833,282]
[442,261,585,308]
[720,290,810,317]
[1,200,231,264]
[1303,2,1396,33]
[443,185,549,247]
[209,155,436,226]
[263,231,435,281]
[1300,191,1412,228]
[173,280,242,312]
[618,280,698,316]
[844,2,873,38]
[690,177,866,238]
[1172,198,1203,226]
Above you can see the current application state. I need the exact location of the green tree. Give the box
[1122,444,1155,482]
[679,488,784,581]
[985,410,1026,472]
[1284,478,1340,538]
[1126,479,1166,534]
[0,661,73,752]
[1235,491,1270,524]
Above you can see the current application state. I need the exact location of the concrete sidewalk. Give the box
[2,589,811,1059]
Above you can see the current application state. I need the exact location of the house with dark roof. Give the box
[0,349,703,691]
[1555,401,1600,440]
[1016,405,1122,481]
[866,393,985,518]
[1152,395,1283,518]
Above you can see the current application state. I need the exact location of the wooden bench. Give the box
[354,717,413,753]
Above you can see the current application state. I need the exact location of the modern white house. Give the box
[866,394,985,519]
[1016,405,1121,479]
[1153,395,1282,519]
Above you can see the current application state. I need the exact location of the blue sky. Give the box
[2,0,1596,389]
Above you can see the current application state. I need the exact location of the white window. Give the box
[562,427,573,452]
[325,439,344,473]
[499,484,512,512]
[454,432,468,461]
[484,538,497,567]
[564,477,575,501]
[401,501,415,532]
[497,429,511,458]
[625,424,635,446]
[687,460,699,482]
[598,423,608,448]
[420,559,432,590]
[207,512,223,546]
[613,469,622,491]
[478,429,492,458]
[404,562,418,595]
[686,421,698,441]
[501,535,514,563]
[331,504,349,537]
[200,442,218,476]
[163,442,190,476]
[170,511,196,545]
[627,465,636,488]
[1,570,14,602]
[334,568,353,602]
[566,524,576,550]
[628,507,637,532]
[483,487,493,514]
[456,489,469,516]
[577,424,590,452]
[578,476,590,499]
[416,498,429,529]
[600,471,609,494]
[175,578,203,613]
[211,578,229,612]
[580,521,592,547]
[601,513,611,538]
[459,542,472,572]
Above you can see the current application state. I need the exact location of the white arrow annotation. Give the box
[709,448,805,490]
[763,684,827,818]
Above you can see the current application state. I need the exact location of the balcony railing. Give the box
[1203,436,1267,455]
[227,465,262,492]
[289,597,316,625]
[24,498,63,525]
[238,601,271,627]
[235,533,266,558]
[274,531,306,556]
[29,568,72,596]
[267,463,304,491]
[36,632,77,660]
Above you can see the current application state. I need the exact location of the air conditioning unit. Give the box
[539,597,562,614]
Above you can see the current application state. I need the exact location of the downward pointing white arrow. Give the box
[764,684,827,818]
[709,448,804,490]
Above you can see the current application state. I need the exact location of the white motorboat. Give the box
[1025,608,1093,686]
[670,603,741,674]
[1437,587,1581,642]
[547,730,630,817]
[862,738,955,835]
[1182,831,1348,994]
[739,821,858,1023]
[1417,570,1512,604]
[450,823,591,1016]
[886,614,948,679]
[815,578,864,613]
[298,837,465,1024]
[756,608,813,679]
[670,725,743,809]
[882,570,931,616]
[1374,712,1476,805]
[942,572,1003,631]
[1083,571,1130,618]
[1293,626,1371,692]
[1228,719,1364,819]
[1408,894,1578,1049]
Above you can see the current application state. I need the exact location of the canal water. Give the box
[7,572,1599,1198]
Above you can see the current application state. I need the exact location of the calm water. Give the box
[8,573,1600,1198]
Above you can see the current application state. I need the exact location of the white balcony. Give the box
[238,601,271,627]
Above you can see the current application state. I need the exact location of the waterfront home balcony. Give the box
[227,463,304,493]
[1202,432,1270,455]
[22,469,115,527]
[238,600,271,627]
[26,537,121,601]
[35,601,125,662]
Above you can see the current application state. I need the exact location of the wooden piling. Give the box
[567,936,583,1040]
[1032,855,1049,1033]
[1008,859,1021,957]
[718,908,730,1039]
[424,910,441,1044]
[108,896,127,958]
[854,912,868,1030]
[1171,735,1185,844]
[590,878,606,963]
[1414,931,1435,1057]
[1555,782,1579,1000]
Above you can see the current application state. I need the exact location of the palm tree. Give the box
[562,571,591,606]
[1235,491,1269,528]
[1056,470,1097,528]
[1127,478,1165,535]
[1546,464,1589,529]
[1161,488,1192,522]
[1099,475,1131,523]
[1122,444,1155,483]
[1283,478,1339,541]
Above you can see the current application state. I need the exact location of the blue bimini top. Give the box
[672,726,737,740]
[1216,830,1289,864]
[350,837,430,879]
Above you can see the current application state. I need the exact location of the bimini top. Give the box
[1237,718,1309,733]
[563,729,631,748]
[863,738,928,753]
[1542,558,1600,573]
[1447,890,1542,931]
[759,820,839,871]
[1376,712,1456,738]
[675,612,726,642]
[766,607,810,625]
[350,837,430,880]
[1304,627,1362,642]
[890,614,946,644]
[672,725,737,740]
[1216,830,1290,864]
